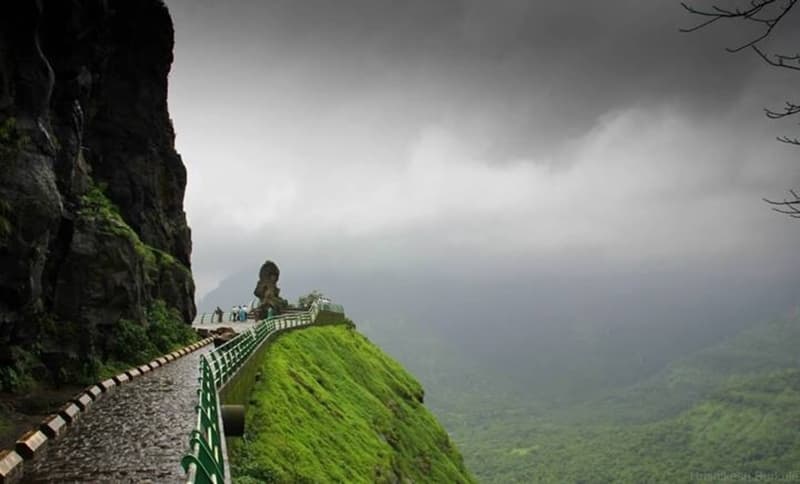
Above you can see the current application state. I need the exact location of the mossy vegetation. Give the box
[0,117,20,241]
[0,182,197,393]
[0,346,39,393]
[229,325,475,483]
[79,183,143,247]
[96,299,198,381]
[0,300,196,392]
[0,116,29,153]
[0,116,14,142]
[67,299,197,385]
[78,182,189,275]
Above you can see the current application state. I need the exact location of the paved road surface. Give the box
[25,346,210,483]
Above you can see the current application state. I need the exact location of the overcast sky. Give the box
[162,0,800,340]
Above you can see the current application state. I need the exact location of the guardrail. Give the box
[193,298,261,324]
[181,300,344,484]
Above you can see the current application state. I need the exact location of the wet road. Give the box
[192,320,258,333]
[25,346,210,483]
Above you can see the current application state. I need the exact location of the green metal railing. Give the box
[181,300,344,484]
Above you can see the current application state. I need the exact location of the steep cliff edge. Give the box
[0,0,194,388]
[229,324,475,483]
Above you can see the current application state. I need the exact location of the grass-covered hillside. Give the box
[229,324,475,483]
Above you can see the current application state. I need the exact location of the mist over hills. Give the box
[200,253,800,480]
[200,252,800,403]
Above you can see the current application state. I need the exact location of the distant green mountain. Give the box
[563,315,800,424]
[462,369,800,483]
[229,324,475,483]
[445,315,800,482]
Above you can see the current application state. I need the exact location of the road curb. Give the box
[14,431,47,460]
[39,415,67,439]
[0,450,23,484]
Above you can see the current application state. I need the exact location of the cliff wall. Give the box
[0,0,194,386]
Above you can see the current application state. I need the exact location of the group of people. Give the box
[211,305,250,322]
[231,304,249,322]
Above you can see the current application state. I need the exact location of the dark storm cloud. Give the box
[164,0,800,351]
[168,0,782,161]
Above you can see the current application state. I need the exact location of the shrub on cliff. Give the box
[147,299,197,354]
[105,299,197,377]
[296,290,326,310]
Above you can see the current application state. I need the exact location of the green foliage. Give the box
[229,325,474,483]
[103,300,197,377]
[557,315,800,425]
[297,290,326,309]
[79,183,141,242]
[1,305,197,390]
[0,347,38,392]
[109,318,154,363]
[0,116,29,153]
[0,117,18,144]
[434,316,800,482]
[146,299,197,354]
[79,182,191,279]
[460,370,800,483]
[0,116,15,141]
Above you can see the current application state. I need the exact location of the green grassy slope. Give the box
[229,324,475,483]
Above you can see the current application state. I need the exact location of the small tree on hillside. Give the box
[681,0,800,216]
[297,290,326,310]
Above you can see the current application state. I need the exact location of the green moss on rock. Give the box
[230,325,475,484]
[0,117,29,153]
[79,182,190,278]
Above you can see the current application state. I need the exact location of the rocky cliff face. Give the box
[0,0,194,385]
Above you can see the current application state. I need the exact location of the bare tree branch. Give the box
[765,102,800,119]
[763,191,800,216]
[777,135,800,145]
[752,45,800,70]
[683,0,800,218]
[680,0,798,53]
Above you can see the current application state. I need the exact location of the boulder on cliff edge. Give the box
[253,260,288,318]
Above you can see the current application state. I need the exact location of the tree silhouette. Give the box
[681,0,800,215]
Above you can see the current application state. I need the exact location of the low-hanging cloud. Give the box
[183,97,798,296]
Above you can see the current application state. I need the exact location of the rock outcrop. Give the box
[0,0,195,385]
[253,260,287,318]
